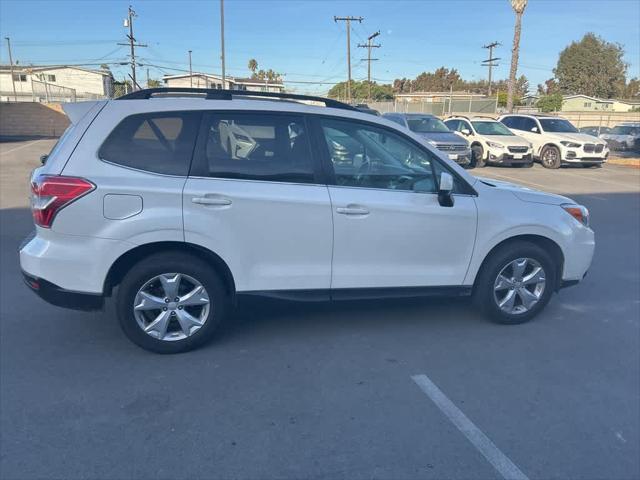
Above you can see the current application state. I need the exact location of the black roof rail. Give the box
[116,87,359,111]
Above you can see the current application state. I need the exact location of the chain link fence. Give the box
[352,96,499,116]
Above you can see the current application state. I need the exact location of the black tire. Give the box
[472,144,486,168]
[540,145,561,169]
[473,241,557,325]
[116,252,228,353]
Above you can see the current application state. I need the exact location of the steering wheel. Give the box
[354,159,372,185]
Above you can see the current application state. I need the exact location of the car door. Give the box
[313,116,477,290]
[183,111,333,293]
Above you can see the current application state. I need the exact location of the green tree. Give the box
[537,93,563,112]
[553,33,627,98]
[622,78,639,99]
[147,79,161,88]
[328,80,393,101]
[497,91,522,107]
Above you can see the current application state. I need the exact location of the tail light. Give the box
[30,175,95,228]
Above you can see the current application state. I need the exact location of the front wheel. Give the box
[472,145,486,168]
[473,241,556,324]
[116,252,228,353]
[540,145,561,169]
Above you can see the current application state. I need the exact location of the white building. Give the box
[0,65,114,102]
[163,73,284,93]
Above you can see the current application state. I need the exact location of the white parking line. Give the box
[411,374,529,480]
[0,139,44,156]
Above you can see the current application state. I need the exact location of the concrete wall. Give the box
[0,102,69,138]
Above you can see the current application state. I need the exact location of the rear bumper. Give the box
[22,270,104,311]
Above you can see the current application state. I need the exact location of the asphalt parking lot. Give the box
[1,139,639,480]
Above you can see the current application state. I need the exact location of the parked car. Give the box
[498,114,609,168]
[444,116,533,168]
[21,88,594,353]
[579,126,611,137]
[353,104,381,116]
[599,123,640,151]
[383,113,472,167]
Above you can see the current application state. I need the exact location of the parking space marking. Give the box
[0,139,44,156]
[555,170,638,189]
[411,374,529,480]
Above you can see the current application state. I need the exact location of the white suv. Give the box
[20,89,595,353]
[498,114,609,168]
[444,116,533,168]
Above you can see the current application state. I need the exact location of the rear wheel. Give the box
[540,145,561,169]
[473,241,556,324]
[116,252,228,353]
[472,145,486,168]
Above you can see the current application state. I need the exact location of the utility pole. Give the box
[4,37,17,102]
[146,67,149,88]
[358,30,380,102]
[482,41,500,96]
[188,50,193,87]
[333,15,363,104]
[220,0,226,88]
[118,5,147,91]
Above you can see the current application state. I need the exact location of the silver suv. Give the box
[383,113,472,167]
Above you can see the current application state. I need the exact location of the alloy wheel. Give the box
[493,258,546,315]
[133,273,210,341]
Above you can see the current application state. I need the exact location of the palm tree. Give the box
[248,59,258,78]
[506,0,528,112]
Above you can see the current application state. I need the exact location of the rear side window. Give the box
[99,112,200,175]
[444,119,460,131]
[190,112,316,183]
[501,116,520,129]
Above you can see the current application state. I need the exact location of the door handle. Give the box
[192,196,232,206]
[336,206,369,216]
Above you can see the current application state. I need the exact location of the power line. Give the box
[358,30,381,101]
[482,41,500,96]
[333,15,363,103]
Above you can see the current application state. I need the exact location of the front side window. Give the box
[444,119,461,131]
[99,112,200,175]
[500,116,520,129]
[472,121,514,136]
[191,112,316,184]
[520,117,539,132]
[320,118,438,193]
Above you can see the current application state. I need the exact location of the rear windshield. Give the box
[99,112,200,175]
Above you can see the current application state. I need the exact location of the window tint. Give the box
[445,119,461,131]
[501,116,520,129]
[191,112,316,183]
[385,115,406,127]
[521,117,538,132]
[320,118,438,193]
[99,112,200,175]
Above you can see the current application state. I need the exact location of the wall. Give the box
[0,102,69,137]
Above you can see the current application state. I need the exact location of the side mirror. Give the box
[438,172,454,207]
[40,154,49,165]
[461,128,471,136]
[531,126,539,133]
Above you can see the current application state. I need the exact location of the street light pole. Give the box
[220,0,226,88]
[188,50,193,88]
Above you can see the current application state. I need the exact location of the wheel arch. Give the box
[104,241,236,300]
[471,234,564,292]
[538,141,561,158]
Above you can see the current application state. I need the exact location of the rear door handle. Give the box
[192,196,232,207]
[336,206,369,216]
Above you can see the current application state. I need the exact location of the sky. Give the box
[0,0,638,95]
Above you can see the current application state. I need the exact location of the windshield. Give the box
[539,118,579,133]
[610,126,638,135]
[471,121,514,136]
[406,116,450,133]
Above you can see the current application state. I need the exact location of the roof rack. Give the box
[116,87,359,111]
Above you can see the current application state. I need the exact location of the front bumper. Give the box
[22,270,104,311]
[561,145,609,163]
[487,151,533,165]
